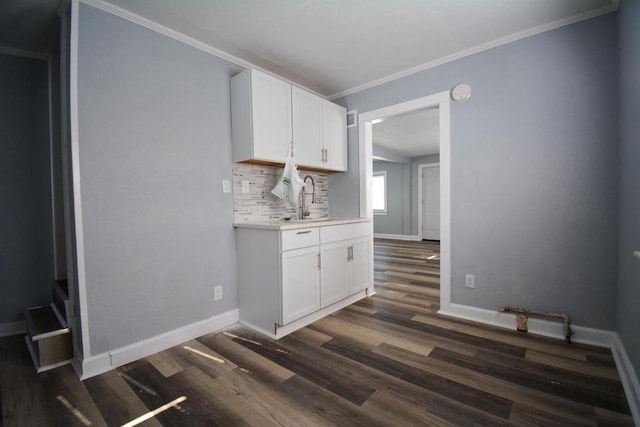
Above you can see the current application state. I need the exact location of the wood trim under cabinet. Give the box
[235,159,345,174]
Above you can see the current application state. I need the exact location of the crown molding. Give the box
[328,1,619,100]
[78,0,325,98]
[80,0,253,69]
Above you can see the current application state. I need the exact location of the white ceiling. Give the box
[373,107,439,159]
[2,0,616,159]
[100,0,616,98]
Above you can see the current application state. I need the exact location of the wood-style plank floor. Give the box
[1,239,634,426]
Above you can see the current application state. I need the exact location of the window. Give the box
[372,171,387,214]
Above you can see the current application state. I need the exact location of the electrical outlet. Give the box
[214,286,223,301]
[222,179,231,193]
[241,180,250,194]
[465,274,475,289]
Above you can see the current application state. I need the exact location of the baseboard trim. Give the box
[239,290,369,340]
[0,321,27,337]
[237,320,276,340]
[439,302,639,424]
[611,334,640,424]
[77,309,239,380]
[374,233,421,241]
[274,291,368,339]
[438,303,614,347]
[77,352,112,379]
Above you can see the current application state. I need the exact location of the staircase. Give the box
[24,280,73,372]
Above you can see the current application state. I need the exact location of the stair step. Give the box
[52,281,70,328]
[24,305,72,372]
[25,305,69,340]
[24,333,72,373]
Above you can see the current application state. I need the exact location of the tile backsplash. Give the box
[233,163,329,223]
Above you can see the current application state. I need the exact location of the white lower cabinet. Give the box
[281,246,320,324]
[320,241,350,307]
[349,236,372,294]
[320,236,372,307]
[236,220,371,339]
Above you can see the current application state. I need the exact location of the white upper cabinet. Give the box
[322,100,348,172]
[293,90,348,172]
[231,69,292,164]
[231,68,347,172]
[292,87,324,168]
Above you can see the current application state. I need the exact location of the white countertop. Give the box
[233,217,370,231]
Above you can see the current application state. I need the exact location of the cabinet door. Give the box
[320,241,349,307]
[322,100,348,171]
[281,246,320,324]
[292,87,323,168]
[349,236,372,294]
[251,70,292,162]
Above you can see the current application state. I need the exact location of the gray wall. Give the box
[373,154,440,237]
[0,54,53,323]
[373,161,409,235]
[77,4,240,354]
[333,14,619,329]
[617,0,640,380]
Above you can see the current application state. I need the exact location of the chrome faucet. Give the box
[300,175,316,219]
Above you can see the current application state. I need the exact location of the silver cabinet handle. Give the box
[317,253,321,270]
[325,148,328,163]
[296,230,312,235]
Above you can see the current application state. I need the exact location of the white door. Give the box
[281,246,320,324]
[422,166,440,240]
[320,241,349,307]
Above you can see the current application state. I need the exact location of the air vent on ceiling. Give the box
[346,110,357,128]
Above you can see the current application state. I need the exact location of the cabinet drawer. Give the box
[321,222,370,244]
[281,228,319,251]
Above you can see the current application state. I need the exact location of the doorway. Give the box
[358,91,451,312]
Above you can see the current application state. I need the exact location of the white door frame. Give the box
[358,91,451,312]
[417,162,440,241]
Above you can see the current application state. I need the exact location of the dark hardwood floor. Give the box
[1,239,634,426]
